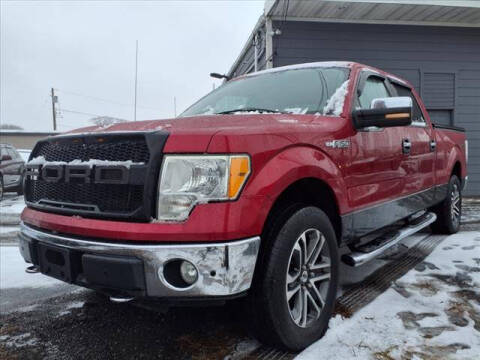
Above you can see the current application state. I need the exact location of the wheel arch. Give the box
[452,161,462,180]
[261,177,343,244]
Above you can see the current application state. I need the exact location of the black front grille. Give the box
[25,132,167,221]
[28,182,144,214]
[34,137,150,163]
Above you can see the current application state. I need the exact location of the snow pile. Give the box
[284,108,309,115]
[297,231,480,360]
[323,80,349,116]
[27,156,144,169]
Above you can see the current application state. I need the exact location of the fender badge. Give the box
[325,140,350,149]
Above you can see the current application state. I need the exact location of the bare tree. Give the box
[0,124,24,130]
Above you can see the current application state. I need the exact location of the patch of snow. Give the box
[0,226,19,235]
[462,202,480,224]
[296,231,480,360]
[0,332,38,348]
[66,301,85,309]
[284,107,309,115]
[243,62,352,78]
[230,110,263,115]
[27,156,144,168]
[17,304,39,313]
[323,80,349,116]
[0,246,63,289]
[0,195,25,226]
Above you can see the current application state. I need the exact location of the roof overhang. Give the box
[265,0,480,28]
[227,15,265,78]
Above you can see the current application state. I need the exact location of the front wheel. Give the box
[431,175,462,234]
[248,206,339,351]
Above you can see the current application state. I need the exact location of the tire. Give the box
[0,176,3,202]
[431,175,462,234]
[248,205,339,351]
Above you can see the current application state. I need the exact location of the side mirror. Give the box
[353,96,413,129]
[1,154,12,162]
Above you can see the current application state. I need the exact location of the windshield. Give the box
[180,67,350,117]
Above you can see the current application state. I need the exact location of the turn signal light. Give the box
[228,156,250,199]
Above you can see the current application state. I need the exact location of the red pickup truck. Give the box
[19,62,467,350]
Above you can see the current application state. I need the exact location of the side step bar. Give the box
[342,212,437,267]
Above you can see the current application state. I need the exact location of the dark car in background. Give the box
[0,143,25,200]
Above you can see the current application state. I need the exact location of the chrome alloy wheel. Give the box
[451,183,461,227]
[286,228,331,328]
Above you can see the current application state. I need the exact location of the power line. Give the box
[58,108,105,118]
[55,88,161,112]
[57,122,78,129]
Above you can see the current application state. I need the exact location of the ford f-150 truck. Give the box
[19,62,467,351]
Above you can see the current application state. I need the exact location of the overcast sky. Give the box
[1,0,264,132]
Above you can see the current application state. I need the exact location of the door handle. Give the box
[402,138,411,155]
[430,140,437,152]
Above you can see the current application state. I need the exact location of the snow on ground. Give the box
[297,231,480,360]
[0,194,25,226]
[0,246,63,289]
[463,198,480,224]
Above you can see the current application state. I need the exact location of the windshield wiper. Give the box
[216,107,288,115]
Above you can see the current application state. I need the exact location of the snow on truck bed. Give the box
[297,231,480,360]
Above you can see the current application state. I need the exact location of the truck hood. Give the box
[66,114,346,153]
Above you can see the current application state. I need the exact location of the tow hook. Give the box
[25,265,40,274]
[109,296,135,303]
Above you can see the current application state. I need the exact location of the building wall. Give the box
[0,133,56,150]
[229,25,268,78]
[272,21,480,195]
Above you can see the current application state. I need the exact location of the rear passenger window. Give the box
[391,83,425,124]
[358,77,390,109]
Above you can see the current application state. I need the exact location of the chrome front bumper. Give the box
[19,222,260,298]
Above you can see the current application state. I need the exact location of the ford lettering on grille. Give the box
[26,164,129,184]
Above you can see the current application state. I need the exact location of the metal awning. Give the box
[265,0,480,27]
[228,1,480,76]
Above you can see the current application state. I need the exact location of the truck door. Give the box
[345,72,407,211]
[390,81,435,194]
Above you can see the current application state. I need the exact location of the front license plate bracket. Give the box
[37,243,73,283]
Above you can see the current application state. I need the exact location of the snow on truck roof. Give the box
[240,62,353,78]
[237,61,410,86]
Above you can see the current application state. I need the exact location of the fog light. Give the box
[180,260,198,285]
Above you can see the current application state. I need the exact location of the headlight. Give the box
[157,155,250,221]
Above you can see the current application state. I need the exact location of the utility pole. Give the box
[134,40,138,121]
[51,88,57,131]
[173,96,177,117]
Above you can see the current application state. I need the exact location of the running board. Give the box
[342,212,437,267]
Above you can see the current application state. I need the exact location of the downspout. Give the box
[265,17,274,69]
[254,33,259,72]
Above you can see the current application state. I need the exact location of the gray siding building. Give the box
[228,0,480,195]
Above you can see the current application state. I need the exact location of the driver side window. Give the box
[357,77,390,109]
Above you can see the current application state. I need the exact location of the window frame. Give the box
[389,78,428,128]
[352,70,395,132]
